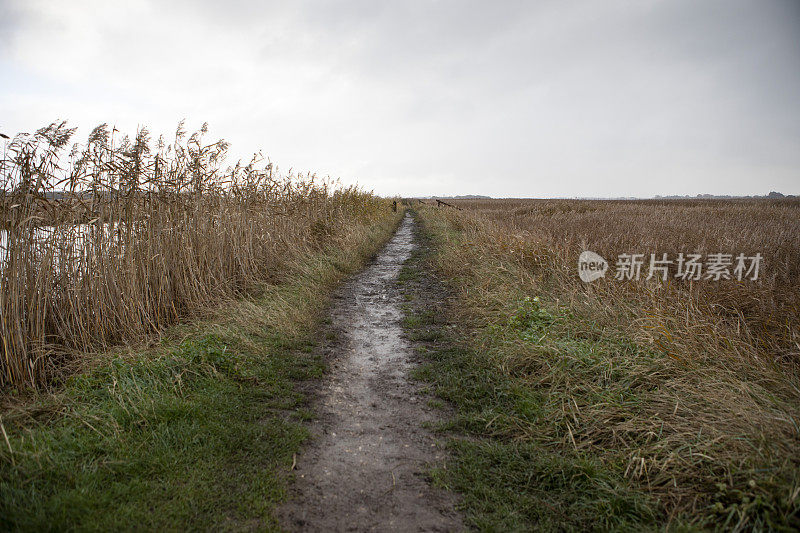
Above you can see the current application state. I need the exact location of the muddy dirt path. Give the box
[279,214,462,532]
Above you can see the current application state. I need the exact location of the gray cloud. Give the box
[1,0,798,197]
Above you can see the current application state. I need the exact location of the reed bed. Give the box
[0,121,389,389]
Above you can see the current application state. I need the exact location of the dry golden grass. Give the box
[0,121,391,389]
[451,198,800,370]
[420,200,800,527]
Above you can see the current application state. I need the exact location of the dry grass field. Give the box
[414,199,800,529]
[452,198,800,369]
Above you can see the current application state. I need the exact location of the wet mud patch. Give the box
[278,214,463,532]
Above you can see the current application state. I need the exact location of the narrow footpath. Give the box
[279,213,462,532]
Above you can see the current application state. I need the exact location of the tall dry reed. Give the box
[0,121,389,388]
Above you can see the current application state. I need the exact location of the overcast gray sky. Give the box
[1,0,799,197]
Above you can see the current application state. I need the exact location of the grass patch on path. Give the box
[0,213,402,531]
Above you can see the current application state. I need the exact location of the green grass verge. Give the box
[0,213,402,531]
[401,297,659,529]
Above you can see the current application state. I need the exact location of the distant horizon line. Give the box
[406,191,797,201]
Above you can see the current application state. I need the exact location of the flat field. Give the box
[451,197,800,368]
[411,199,800,530]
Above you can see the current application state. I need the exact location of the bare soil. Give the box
[278,214,463,532]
